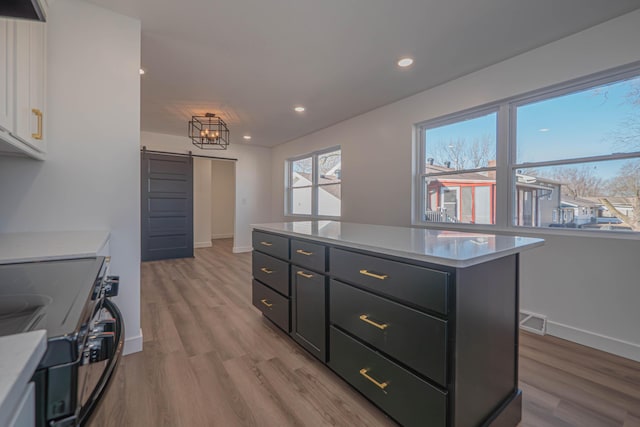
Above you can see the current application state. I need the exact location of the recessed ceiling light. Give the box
[139,68,145,75]
[294,106,306,113]
[243,135,252,140]
[397,57,414,68]
[539,128,550,132]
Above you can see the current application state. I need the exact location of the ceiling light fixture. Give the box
[188,113,230,150]
[243,135,252,140]
[294,106,306,113]
[397,57,414,68]
[139,68,145,75]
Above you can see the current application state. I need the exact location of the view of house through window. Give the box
[422,111,497,224]
[417,67,640,233]
[287,148,341,217]
[514,75,640,232]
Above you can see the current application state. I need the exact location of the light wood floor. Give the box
[91,239,640,427]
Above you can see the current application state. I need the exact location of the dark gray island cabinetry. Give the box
[251,221,543,427]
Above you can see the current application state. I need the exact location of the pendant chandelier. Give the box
[188,113,230,150]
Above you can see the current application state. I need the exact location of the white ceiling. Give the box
[85,0,640,147]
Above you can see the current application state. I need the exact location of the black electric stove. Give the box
[0,257,124,427]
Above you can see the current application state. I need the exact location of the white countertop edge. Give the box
[252,223,544,268]
[2,251,104,265]
[0,330,47,426]
[0,230,110,264]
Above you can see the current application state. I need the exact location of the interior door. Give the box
[141,151,194,261]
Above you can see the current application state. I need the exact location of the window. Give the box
[415,64,640,234]
[513,72,640,232]
[419,110,497,225]
[286,147,341,218]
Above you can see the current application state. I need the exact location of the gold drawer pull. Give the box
[32,108,43,140]
[260,241,273,247]
[359,314,388,330]
[260,299,273,308]
[359,269,388,280]
[297,271,313,279]
[359,368,388,391]
[260,267,274,274]
[296,249,313,256]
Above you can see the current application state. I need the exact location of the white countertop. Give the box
[0,231,110,264]
[252,221,544,268]
[0,330,46,427]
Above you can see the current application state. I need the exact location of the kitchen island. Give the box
[250,221,543,427]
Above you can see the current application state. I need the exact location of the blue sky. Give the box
[426,76,640,180]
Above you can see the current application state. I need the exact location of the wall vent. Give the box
[519,311,547,335]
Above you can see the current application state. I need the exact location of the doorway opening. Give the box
[193,157,236,250]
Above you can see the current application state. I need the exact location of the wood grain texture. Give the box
[90,239,640,427]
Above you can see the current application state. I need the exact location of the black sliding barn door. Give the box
[141,151,194,261]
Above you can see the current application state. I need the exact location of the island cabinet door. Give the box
[291,266,327,361]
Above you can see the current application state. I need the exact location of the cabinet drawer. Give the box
[330,248,448,315]
[330,280,447,386]
[329,326,446,427]
[252,280,290,332]
[253,251,290,296]
[291,239,327,272]
[253,231,289,260]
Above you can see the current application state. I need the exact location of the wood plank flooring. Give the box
[90,239,640,427]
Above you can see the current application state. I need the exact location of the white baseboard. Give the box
[546,320,640,362]
[123,328,143,355]
[232,246,252,253]
[211,233,234,239]
[194,241,213,248]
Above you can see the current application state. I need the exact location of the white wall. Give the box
[193,158,212,247]
[141,131,272,252]
[0,0,142,353]
[211,160,235,239]
[270,11,640,360]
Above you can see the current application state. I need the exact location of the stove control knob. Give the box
[92,318,116,333]
[104,276,120,297]
[86,332,115,363]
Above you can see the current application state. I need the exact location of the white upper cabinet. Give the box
[0,19,14,133]
[0,18,47,160]
[15,20,46,152]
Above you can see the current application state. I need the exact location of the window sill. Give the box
[284,214,341,221]
[411,221,640,241]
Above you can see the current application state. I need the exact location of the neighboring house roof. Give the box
[561,196,601,208]
[426,164,560,188]
[426,164,494,182]
[583,196,635,207]
[292,171,341,199]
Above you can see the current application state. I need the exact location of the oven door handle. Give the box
[78,298,125,427]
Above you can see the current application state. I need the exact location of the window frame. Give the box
[413,61,640,239]
[285,146,341,219]
[415,105,501,227]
